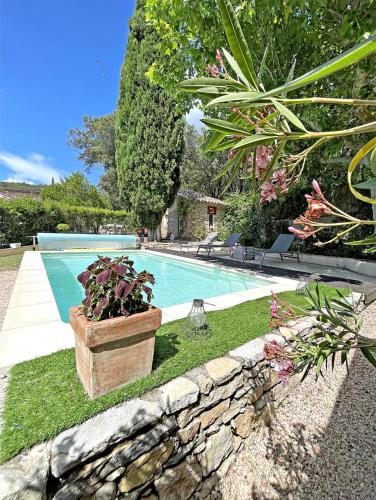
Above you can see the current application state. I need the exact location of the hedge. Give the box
[0,197,130,246]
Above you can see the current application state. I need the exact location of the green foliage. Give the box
[146,0,375,105]
[41,172,109,209]
[219,191,374,258]
[0,197,130,244]
[181,124,246,197]
[116,0,184,235]
[77,256,154,321]
[68,114,116,171]
[67,114,123,209]
[292,285,376,379]
[56,223,70,232]
[0,285,342,462]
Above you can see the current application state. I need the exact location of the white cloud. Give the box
[3,177,35,184]
[186,107,206,130]
[0,151,61,184]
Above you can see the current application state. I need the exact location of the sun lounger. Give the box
[197,232,242,256]
[243,234,299,267]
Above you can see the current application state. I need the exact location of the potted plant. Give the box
[70,255,160,398]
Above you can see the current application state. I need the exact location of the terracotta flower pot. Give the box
[70,305,162,399]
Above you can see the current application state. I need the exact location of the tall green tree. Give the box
[116,0,184,239]
[67,114,123,209]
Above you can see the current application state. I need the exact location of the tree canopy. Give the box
[181,124,247,197]
[40,172,109,209]
[67,114,123,209]
[116,0,184,237]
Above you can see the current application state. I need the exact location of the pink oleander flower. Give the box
[204,64,220,78]
[304,196,332,219]
[256,146,273,172]
[264,340,295,385]
[260,182,277,202]
[288,225,316,240]
[312,179,323,197]
[269,299,280,318]
[215,49,224,70]
[272,168,289,193]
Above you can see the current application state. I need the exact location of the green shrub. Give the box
[56,223,70,232]
[221,191,374,260]
[0,197,130,245]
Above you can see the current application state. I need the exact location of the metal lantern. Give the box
[296,275,309,295]
[296,272,321,295]
[184,299,211,339]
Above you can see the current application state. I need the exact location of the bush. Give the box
[56,223,70,232]
[221,191,375,260]
[0,197,131,245]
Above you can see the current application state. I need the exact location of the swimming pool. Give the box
[38,233,137,250]
[41,251,274,323]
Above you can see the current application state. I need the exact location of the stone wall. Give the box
[181,204,225,241]
[0,316,315,500]
[161,201,225,241]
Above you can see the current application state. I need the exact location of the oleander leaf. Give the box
[218,0,258,88]
[270,98,307,132]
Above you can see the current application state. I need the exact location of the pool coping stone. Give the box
[0,250,298,367]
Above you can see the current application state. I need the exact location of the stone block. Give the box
[231,408,255,438]
[154,457,202,499]
[93,482,117,500]
[200,426,234,476]
[229,338,266,367]
[51,399,164,477]
[177,375,243,428]
[222,398,247,424]
[119,439,174,493]
[98,416,177,479]
[199,398,230,429]
[106,467,125,482]
[0,444,49,500]
[248,384,264,403]
[204,357,241,385]
[178,419,201,444]
[195,373,213,395]
[160,377,200,414]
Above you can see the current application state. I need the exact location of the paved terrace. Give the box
[149,246,375,289]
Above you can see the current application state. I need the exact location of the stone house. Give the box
[161,189,226,240]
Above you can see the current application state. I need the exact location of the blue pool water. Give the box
[41,251,272,323]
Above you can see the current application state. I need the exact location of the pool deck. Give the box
[0,250,299,368]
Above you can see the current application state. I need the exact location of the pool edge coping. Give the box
[0,250,298,367]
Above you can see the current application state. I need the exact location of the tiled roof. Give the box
[177,189,226,206]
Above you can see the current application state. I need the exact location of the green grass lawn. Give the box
[0,253,23,270]
[0,285,344,463]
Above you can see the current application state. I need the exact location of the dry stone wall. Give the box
[0,316,316,500]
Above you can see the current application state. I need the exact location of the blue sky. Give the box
[0,0,136,185]
[0,1,204,186]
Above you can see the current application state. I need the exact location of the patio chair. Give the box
[179,232,218,252]
[197,232,242,256]
[243,234,299,267]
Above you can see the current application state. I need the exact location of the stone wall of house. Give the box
[181,204,225,241]
[0,317,314,500]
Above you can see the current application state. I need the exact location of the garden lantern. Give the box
[184,299,211,339]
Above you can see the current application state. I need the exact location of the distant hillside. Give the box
[0,181,46,191]
[0,182,46,200]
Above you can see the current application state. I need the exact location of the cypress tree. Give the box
[116,0,184,240]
